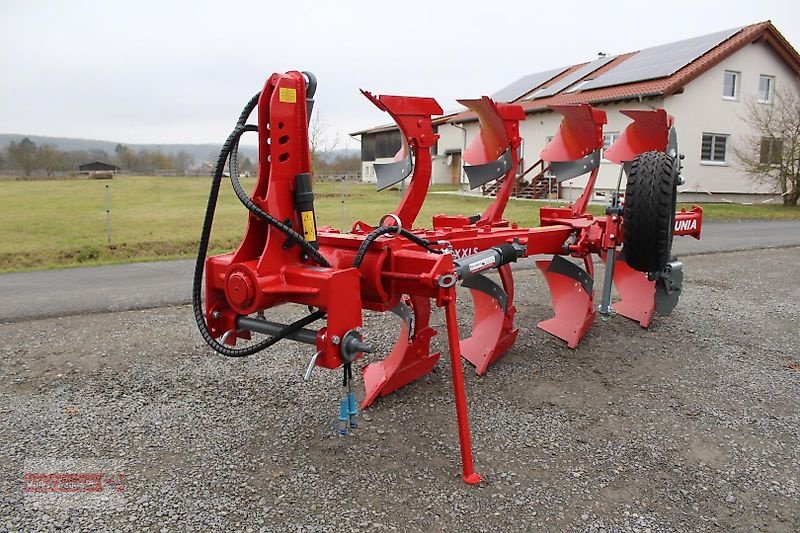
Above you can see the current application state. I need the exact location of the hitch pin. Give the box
[304,351,322,381]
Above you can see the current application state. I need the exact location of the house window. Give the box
[722,70,739,100]
[601,132,620,161]
[758,75,774,104]
[701,133,728,163]
[760,137,783,165]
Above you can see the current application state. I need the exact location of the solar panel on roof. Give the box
[531,55,617,98]
[490,66,569,102]
[581,27,742,91]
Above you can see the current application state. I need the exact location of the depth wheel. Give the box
[622,151,677,273]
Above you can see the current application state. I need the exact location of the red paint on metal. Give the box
[605,109,673,164]
[460,264,519,375]
[541,104,606,161]
[674,205,703,239]
[362,296,440,408]
[360,91,442,228]
[540,104,607,216]
[609,256,656,327]
[443,294,482,485]
[202,73,705,484]
[453,97,527,225]
[459,97,512,164]
[536,259,597,349]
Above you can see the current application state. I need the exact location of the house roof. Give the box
[352,21,800,134]
[446,21,800,124]
[350,121,401,136]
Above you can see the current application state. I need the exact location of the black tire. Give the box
[622,151,677,273]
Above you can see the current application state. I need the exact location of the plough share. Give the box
[193,71,702,484]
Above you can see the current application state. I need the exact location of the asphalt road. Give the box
[2,220,799,323]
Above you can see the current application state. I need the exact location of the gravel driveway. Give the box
[1,247,798,532]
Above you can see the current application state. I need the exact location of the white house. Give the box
[353,21,800,203]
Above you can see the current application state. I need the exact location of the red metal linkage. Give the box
[197,71,704,485]
[358,91,442,228]
[458,97,526,226]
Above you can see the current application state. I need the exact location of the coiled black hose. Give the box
[192,92,328,357]
[351,224,442,268]
[227,128,330,268]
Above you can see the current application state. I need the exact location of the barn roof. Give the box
[79,161,120,171]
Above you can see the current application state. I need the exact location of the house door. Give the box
[450,152,462,185]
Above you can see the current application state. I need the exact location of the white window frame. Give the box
[722,70,740,100]
[758,75,775,104]
[601,131,620,162]
[700,132,729,165]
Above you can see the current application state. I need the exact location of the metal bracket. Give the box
[462,273,508,313]
[375,155,413,191]
[667,126,678,158]
[549,149,601,182]
[390,301,413,340]
[546,255,594,294]
[655,260,683,315]
[598,248,617,316]
[463,148,512,189]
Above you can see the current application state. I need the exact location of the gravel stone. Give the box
[0,247,798,531]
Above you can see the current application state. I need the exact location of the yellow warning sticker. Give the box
[279,87,297,104]
[301,211,317,241]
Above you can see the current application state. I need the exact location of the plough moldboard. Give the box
[192,70,703,484]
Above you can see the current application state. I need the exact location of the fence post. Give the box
[105,184,111,244]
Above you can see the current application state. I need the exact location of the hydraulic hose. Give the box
[193,90,328,357]
[227,127,330,267]
[351,224,442,268]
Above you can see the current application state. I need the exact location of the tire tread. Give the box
[623,151,676,272]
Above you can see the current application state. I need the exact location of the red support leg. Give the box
[443,295,482,485]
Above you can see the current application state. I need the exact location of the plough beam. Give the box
[193,70,704,485]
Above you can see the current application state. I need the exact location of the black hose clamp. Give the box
[379,213,402,238]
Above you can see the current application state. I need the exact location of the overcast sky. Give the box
[2,0,798,149]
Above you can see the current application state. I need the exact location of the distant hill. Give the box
[0,133,359,165]
[0,133,256,165]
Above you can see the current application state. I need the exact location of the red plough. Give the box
[193,71,702,484]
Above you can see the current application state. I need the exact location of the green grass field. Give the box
[1,175,798,272]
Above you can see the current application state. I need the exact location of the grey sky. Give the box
[2,0,798,149]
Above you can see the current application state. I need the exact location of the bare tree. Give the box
[7,137,38,176]
[173,150,195,175]
[239,156,254,175]
[115,143,137,171]
[308,110,339,176]
[38,144,69,177]
[735,86,800,206]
